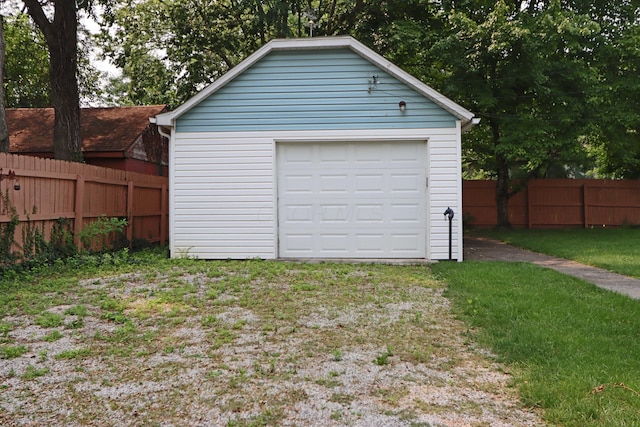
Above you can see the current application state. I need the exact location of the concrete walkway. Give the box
[464,236,640,300]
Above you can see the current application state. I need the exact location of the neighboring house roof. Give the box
[154,36,477,131]
[8,105,168,154]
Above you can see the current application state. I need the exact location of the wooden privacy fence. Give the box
[463,179,640,228]
[0,153,168,251]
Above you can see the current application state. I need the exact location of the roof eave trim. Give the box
[153,40,279,127]
[461,117,481,133]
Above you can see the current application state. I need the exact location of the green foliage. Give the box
[0,190,19,268]
[427,1,604,223]
[4,13,50,107]
[4,12,105,108]
[21,207,48,263]
[0,193,77,274]
[48,218,77,259]
[373,346,394,366]
[78,215,128,252]
[436,261,640,426]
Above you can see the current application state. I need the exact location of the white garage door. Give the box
[277,141,427,258]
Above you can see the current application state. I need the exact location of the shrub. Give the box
[78,215,128,252]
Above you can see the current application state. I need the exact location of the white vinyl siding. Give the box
[170,128,461,260]
[427,123,463,260]
[171,133,275,259]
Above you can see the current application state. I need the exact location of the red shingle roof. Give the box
[8,105,167,154]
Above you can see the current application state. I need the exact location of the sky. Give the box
[80,9,120,79]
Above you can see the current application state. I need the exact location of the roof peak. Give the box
[155,36,475,128]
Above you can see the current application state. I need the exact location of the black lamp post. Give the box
[443,207,454,260]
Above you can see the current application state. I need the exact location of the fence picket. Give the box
[463,179,640,228]
[0,153,168,252]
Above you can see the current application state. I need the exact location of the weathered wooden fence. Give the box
[0,153,168,251]
[463,179,640,228]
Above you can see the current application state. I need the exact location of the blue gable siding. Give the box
[176,49,457,133]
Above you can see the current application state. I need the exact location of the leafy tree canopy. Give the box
[94,0,640,224]
[5,13,50,108]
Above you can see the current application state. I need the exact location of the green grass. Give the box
[54,348,91,360]
[473,228,640,278]
[0,344,28,359]
[35,311,65,328]
[433,261,640,427]
[22,365,50,380]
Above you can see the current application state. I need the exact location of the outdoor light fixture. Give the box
[0,168,20,191]
[399,100,407,112]
[368,75,379,92]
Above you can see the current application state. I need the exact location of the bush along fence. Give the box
[463,179,640,228]
[0,152,168,263]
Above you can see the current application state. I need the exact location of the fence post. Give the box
[74,175,84,248]
[527,181,533,229]
[583,183,589,228]
[160,184,168,245]
[127,181,134,245]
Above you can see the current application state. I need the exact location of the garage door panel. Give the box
[390,173,421,192]
[355,174,385,192]
[320,145,349,163]
[284,174,314,193]
[283,204,313,223]
[355,234,385,252]
[285,234,314,252]
[391,234,421,251]
[282,144,314,164]
[278,141,427,258]
[389,142,424,163]
[355,204,384,222]
[320,204,350,223]
[354,144,385,165]
[391,203,421,223]
[320,174,349,192]
[320,234,349,252]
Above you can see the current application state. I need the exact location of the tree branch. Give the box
[23,0,53,41]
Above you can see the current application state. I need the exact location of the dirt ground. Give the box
[464,236,640,300]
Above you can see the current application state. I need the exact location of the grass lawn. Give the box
[434,259,640,427]
[0,250,539,426]
[471,228,640,278]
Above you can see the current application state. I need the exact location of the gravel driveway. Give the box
[0,261,544,426]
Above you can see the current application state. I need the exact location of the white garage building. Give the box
[153,36,477,261]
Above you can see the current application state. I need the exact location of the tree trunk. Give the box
[495,153,511,228]
[0,16,9,153]
[24,0,83,162]
[491,121,511,228]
